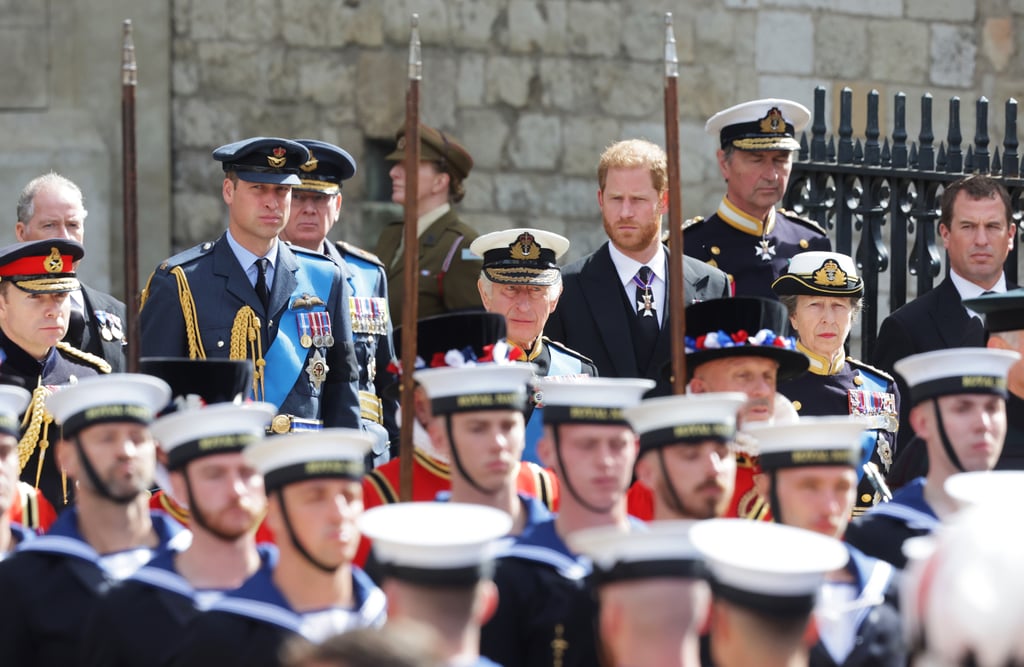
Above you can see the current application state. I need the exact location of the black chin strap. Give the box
[768,470,784,524]
[181,469,245,541]
[277,489,338,574]
[445,413,495,495]
[552,424,617,515]
[932,399,966,473]
[656,448,688,517]
[74,436,138,505]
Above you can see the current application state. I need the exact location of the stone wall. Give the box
[169,0,1024,269]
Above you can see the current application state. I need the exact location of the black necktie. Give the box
[633,266,659,369]
[255,258,270,311]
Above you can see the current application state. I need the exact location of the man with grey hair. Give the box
[15,172,127,372]
[470,228,597,463]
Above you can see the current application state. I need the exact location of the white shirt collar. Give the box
[416,203,451,238]
[225,230,278,271]
[950,268,1006,318]
[607,241,666,291]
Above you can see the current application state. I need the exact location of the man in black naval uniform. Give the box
[0,239,111,511]
[480,377,653,667]
[15,172,128,371]
[683,98,831,300]
[0,374,188,667]
[140,137,362,432]
[471,227,598,463]
[751,418,905,667]
[281,138,398,464]
[845,347,1017,568]
[545,139,731,398]
[80,402,276,667]
[171,431,386,667]
[960,289,1024,469]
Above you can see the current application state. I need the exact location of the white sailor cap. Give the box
[705,98,810,151]
[358,502,512,587]
[537,376,655,426]
[771,251,863,297]
[943,470,1024,510]
[0,385,30,438]
[691,519,848,617]
[413,364,535,416]
[624,392,747,455]
[150,402,277,470]
[746,416,871,471]
[244,429,373,492]
[46,374,172,438]
[470,228,570,287]
[894,348,1020,406]
[901,502,1024,666]
[568,521,703,584]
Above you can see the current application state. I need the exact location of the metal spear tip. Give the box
[411,13,419,28]
[665,11,672,25]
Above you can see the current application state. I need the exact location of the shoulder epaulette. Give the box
[55,342,112,374]
[335,241,384,268]
[779,209,828,236]
[157,241,215,272]
[682,215,705,231]
[543,337,596,366]
[846,357,895,382]
[288,243,334,263]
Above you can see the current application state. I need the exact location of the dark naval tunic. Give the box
[0,508,188,667]
[684,197,831,299]
[779,346,900,513]
[170,565,386,667]
[810,545,905,667]
[0,330,108,511]
[844,478,938,569]
[480,519,599,667]
[79,544,278,667]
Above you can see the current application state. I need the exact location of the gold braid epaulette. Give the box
[18,385,53,484]
[55,342,112,374]
[231,306,264,401]
[170,266,206,360]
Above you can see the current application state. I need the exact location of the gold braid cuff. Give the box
[230,306,264,401]
[170,266,206,360]
[55,342,112,374]
[18,385,54,485]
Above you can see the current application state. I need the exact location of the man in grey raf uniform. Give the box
[140,137,362,432]
[281,139,397,464]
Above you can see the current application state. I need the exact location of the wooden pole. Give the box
[121,20,140,373]
[398,15,422,502]
[663,13,687,394]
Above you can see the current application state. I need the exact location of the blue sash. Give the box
[523,346,584,464]
[262,256,336,408]
[853,369,891,481]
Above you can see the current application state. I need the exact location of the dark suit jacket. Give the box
[75,284,127,373]
[140,234,361,428]
[871,276,1017,464]
[544,242,731,397]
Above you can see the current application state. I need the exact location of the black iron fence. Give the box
[782,86,1024,360]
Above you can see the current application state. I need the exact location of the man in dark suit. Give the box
[15,172,127,371]
[544,139,731,397]
[872,175,1017,482]
[140,137,362,431]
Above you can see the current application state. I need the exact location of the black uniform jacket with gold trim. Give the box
[2,331,108,511]
[140,234,361,428]
[684,206,830,300]
[69,284,128,372]
[0,509,188,667]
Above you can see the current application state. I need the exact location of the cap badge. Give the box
[396,136,407,151]
[812,259,847,287]
[45,247,64,273]
[268,146,288,168]
[509,232,541,260]
[300,156,319,173]
[759,107,786,135]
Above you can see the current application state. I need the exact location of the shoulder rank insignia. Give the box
[336,241,384,268]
